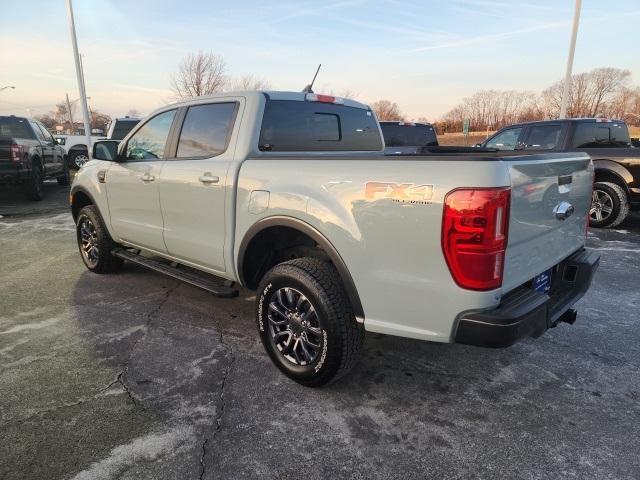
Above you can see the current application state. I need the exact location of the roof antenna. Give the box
[302,64,321,93]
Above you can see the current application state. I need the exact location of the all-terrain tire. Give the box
[256,258,364,387]
[76,205,123,273]
[590,181,629,229]
[25,161,44,201]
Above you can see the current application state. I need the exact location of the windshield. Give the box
[381,123,438,147]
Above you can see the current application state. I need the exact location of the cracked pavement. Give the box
[1,181,639,479]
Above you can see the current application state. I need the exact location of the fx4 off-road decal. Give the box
[365,181,434,205]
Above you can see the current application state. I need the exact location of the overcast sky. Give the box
[1,0,639,120]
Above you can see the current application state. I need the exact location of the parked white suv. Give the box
[70,91,599,386]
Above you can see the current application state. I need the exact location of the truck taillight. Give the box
[10,143,24,164]
[442,187,510,291]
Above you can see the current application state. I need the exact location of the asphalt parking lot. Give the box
[1,181,639,480]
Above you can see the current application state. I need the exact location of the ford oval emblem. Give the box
[553,201,574,220]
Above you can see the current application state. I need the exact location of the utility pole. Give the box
[65,0,92,157]
[559,0,582,119]
[65,93,75,129]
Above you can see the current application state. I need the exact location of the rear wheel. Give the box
[25,162,44,201]
[76,205,123,273]
[590,182,629,228]
[256,258,364,387]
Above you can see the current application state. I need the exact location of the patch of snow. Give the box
[69,426,194,480]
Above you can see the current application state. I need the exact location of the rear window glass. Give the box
[381,123,438,147]
[524,125,562,150]
[0,117,34,139]
[572,122,631,148]
[177,103,237,158]
[259,100,382,152]
[110,120,140,140]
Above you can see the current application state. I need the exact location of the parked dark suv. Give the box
[481,118,640,228]
[0,116,69,200]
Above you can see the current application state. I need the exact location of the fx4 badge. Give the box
[365,182,434,204]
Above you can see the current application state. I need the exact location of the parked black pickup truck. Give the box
[0,115,69,200]
[481,118,640,228]
[381,121,438,154]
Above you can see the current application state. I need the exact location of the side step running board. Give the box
[112,248,239,298]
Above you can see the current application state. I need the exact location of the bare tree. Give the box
[439,90,535,132]
[35,114,57,129]
[371,100,404,121]
[90,110,111,133]
[540,67,631,118]
[225,74,271,92]
[171,51,227,98]
[52,101,75,126]
[126,109,142,117]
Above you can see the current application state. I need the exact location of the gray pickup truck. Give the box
[71,91,599,387]
[0,115,69,200]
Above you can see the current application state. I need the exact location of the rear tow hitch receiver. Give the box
[557,308,577,326]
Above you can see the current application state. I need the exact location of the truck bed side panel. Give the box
[235,157,511,342]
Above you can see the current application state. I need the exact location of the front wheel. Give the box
[76,205,123,273]
[590,182,629,228]
[69,150,89,170]
[256,258,364,387]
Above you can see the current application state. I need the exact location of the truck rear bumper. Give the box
[454,248,600,348]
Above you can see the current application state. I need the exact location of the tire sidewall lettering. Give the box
[257,282,272,332]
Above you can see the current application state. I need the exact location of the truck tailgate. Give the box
[502,153,593,293]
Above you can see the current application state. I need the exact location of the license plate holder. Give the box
[531,269,552,294]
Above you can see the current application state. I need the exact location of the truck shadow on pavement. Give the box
[65,244,640,479]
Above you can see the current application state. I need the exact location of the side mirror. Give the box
[474,143,482,148]
[55,137,66,146]
[93,140,120,161]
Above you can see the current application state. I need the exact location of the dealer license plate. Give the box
[531,269,552,294]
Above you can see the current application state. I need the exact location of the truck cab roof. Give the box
[163,90,372,112]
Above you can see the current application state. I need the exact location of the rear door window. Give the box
[485,127,522,150]
[176,103,237,158]
[259,100,382,152]
[523,125,563,150]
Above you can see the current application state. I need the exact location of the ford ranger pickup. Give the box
[70,91,600,387]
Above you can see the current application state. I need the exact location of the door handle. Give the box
[141,173,155,182]
[199,173,220,184]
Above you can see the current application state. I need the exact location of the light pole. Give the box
[559,0,582,119]
[65,0,92,157]
[0,85,16,92]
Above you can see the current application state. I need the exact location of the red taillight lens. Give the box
[442,187,510,291]
[10,143,24,164]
